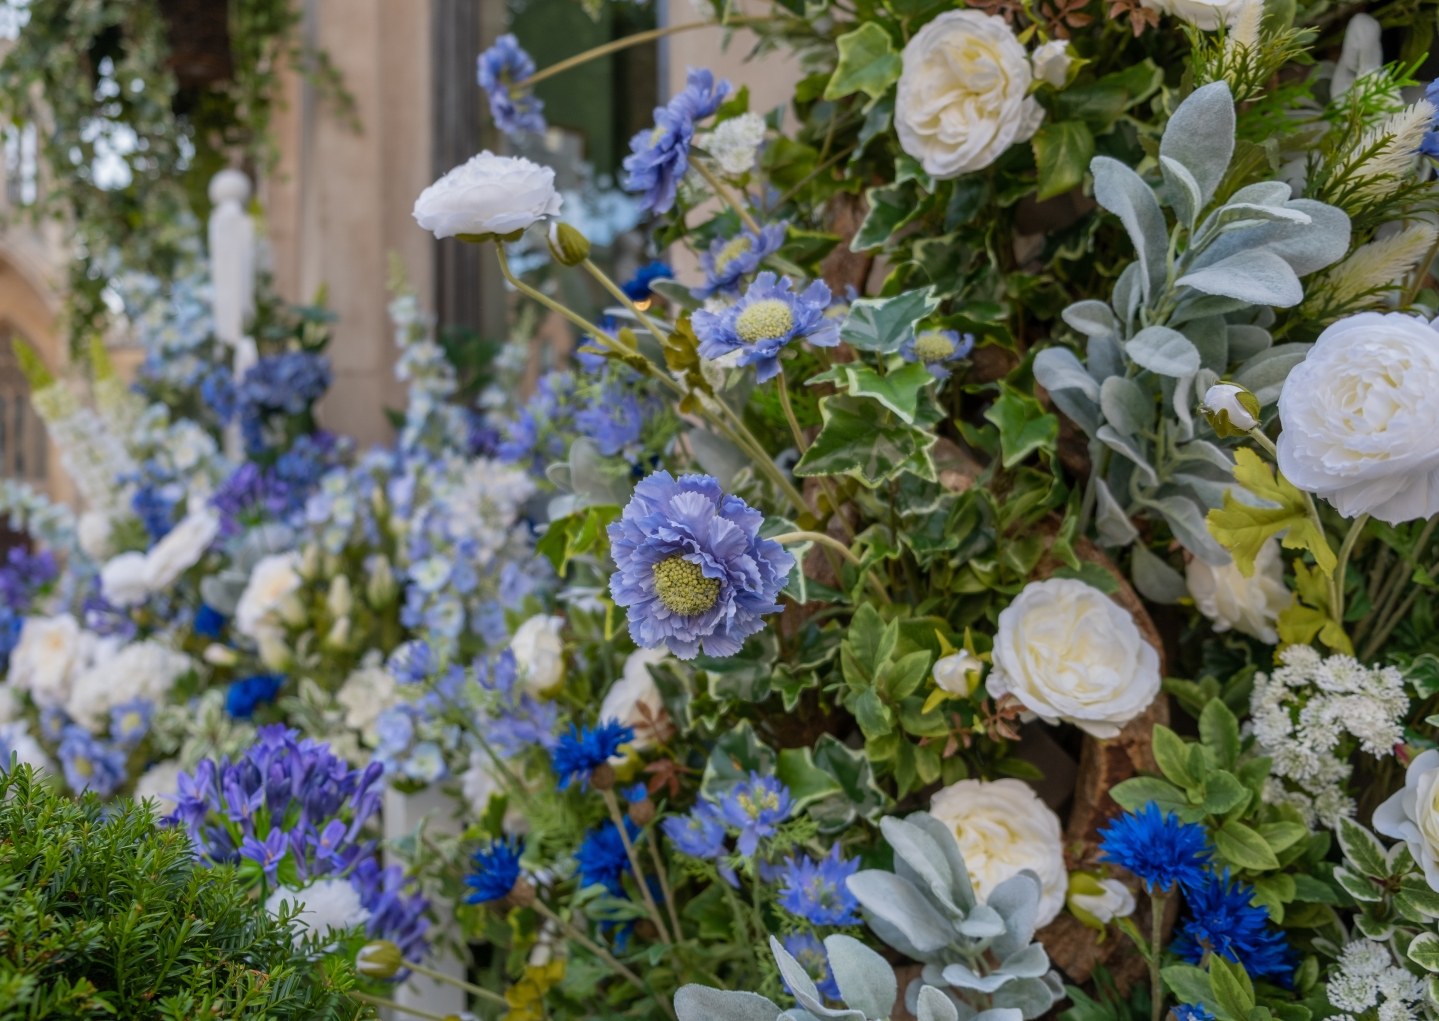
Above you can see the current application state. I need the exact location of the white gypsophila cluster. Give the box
[1326,940,1426,1021]
[1250,644,1408,828]
[696,112,767,175]
[66,639,194,732]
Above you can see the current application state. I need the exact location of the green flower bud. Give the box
[1200,382,1261,438]
[326,574,353,619]
[299,543,322,581]
[547,222,591,266]
[356,939,404,978]
[367,555,397,609]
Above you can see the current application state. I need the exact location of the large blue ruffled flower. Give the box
[691,222,787,299]
[899,329,975,380]
[607,472,794,659]
[623,68,731,214]
[1173,870,1294,983]
[1098,802,1211,893]
[692,272,840,383]
[477,34,546,137]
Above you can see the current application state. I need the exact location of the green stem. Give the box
[1334,513,1369,624]
[402,960,508,1006]
[690,159,761,234]
[601,788,673,945]
[647,830,685,943]
[1403,226,1439,307]
[1150,888,1168,1021]
[775,369,808,454]
[351,993,447,1021]
[1247,426,1340,619]
[529,899,677,1020]
[581,257,667,341]
[770,531,890,603]
[516,18,774,88]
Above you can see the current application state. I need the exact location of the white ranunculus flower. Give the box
[265,878,371,945]
[9,614,86,709]
[66,639,193,732]
[697,112,768,175]
[236,552,303,638]
[77,510,114,560]
[412,151,563,240]
[929,777,1066,925]
[145,507,220,590]
[600,647,675,752]
[895,10,1045,179]
[1031,39,1072,87]
[986,577,1161,739]
[1278,312,1439,525]
[337,654,399,739]
[511,614,565,696]
[101,551,153,608]
[1375,748,1439,890]
[933,650,984,696]
[134,760,183,804]
[1070,878,1137,923]
[1186,537,1289,644]
[1139,0,1246,30]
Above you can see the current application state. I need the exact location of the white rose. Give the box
[9,614,85,709]
[265,877,371,945]
[697,112,768,175]
[929,777,1066,926]
[933,650,984,696]
[66,639,193,732]
[463,747,531,834]
[511,614,565,696]
[145,506,220,590]
[337,655,398,738]
[895,11,1045,179]
[987,577,1160,739]
[236,552,303,638]
[600,647,675,752]
[1139,0,1247,29]
[134,760,183,804]
[1375,748,1439,890]
[1070,878,1137,923]
[77,510,114,560]
[0,720,52,775]
[412,151,563,239]
[100,551,153,608]
[1278,313,1439,525]
[1186,537,1288,644]
[1031,39,1072,87]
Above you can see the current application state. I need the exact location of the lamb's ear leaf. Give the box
[826,934,898,1020]
[1091,157,1168,304]
[846,870,955,952]
[675,987,784,1021]
[1158,81,1235,210]
[769,936,868,1021]
[916,985,960,1021]
[1176,249,1303,309]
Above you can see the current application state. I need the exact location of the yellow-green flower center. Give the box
[736,786,781,819]
[652,555,720,616]
[734,299,793,343]
[713,236,753,274]
[650,124,666,147]
[913,332,956,363]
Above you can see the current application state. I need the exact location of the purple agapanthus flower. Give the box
[719,773,793,856]
[607,472,793,660]
[240,827,291,879]
[778,844,861,926]
[661,800,737,886]
[0,547,56,612]
[782,933,842,1001]
[623,68,732,214]
[692,272,840,383]
[691,222,787,299]
[352,856,432,965]
[58,725,127,796]
[551,720,634,789]
[477,34,546,137]
[899,329,975,380]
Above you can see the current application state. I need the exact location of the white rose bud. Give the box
[325,616,351,650]
[1031,39,1073,87]
[599,648,675,753]
[1200,382,1261,438]
[357,940,404,978]
[256,627,294,672]
[1068,874,1137,927]
[203,643,241,666]
[412,151,563,241]
[326,575,354,619]
[300,543,323,581]
[511,615,566,696]
[932,650,983,696]
[277,592,308,628]
[366,555,397,609]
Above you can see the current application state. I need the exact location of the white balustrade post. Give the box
[207,168,257,461]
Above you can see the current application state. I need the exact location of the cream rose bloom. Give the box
[1186,538,1288,644]
[895,11,1044,179]
[413,152,563,239]
[1139,0,1247,29]
[9,614,87,709]
[236,552,303,638]
[1277,313,1439,525]
[145,506,220,589]
[600,647,675,751]
[1375,748,1439,890]
[512,614,566,696]
[987,577,1160,739]
[930,777,1066,925]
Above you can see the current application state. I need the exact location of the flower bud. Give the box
[590,761,616,791]
[323,551,343,580]
[933,650,983,696]
[628,797,656,827]
[507,876,537,908]
[325,616,351,650]
[367,555,397,609]
[203,643,240,667]
[299,543,322,581]
[326,574,353,619]
[1200,382,1261,438]
[547,222,591,267]
[277,592,308,628]
[371,483,388,521]
[356,939,404,978]
[1067,871,1137,931]
[256,629,294,672]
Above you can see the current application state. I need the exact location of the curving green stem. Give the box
[771,531,891,604]
[400,960,508,1005]
[1150,888,1168,1021]
[580,257,668,341]
[1334,513,1369,624]
[690,159,762,234]
[515,18,773,89]
[529,898,677,1020]
[600,787,673,946]
[351,992,448,1021]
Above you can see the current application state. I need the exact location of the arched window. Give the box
[0,328,46,482]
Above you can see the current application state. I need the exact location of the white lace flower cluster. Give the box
[1251,645,1408,828]
[1327,939,1426,1021]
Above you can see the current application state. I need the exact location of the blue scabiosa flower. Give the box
[778,844,861,926]
[622,261,674,303]
[899,329,975,380]
[58,725,126,796]
[477,34,546,137]
[623,68,731,214]
[577,817,640,894]
[466,837,524,904]
[226,674,285,719]
[692,222,787,299]
[720,773,793,856]
[551,720,635,789]
[1173,870,1294,983]
[692,272,841,383]
[672,67,730,122]
[607,472,794,660]
[110,699,153,746]
[783,932,841,1001]
[1098,803,1211,892]
[1174,1006,1216,1021]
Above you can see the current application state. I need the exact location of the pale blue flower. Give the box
[692,272,839,383]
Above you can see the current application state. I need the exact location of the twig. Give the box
[647,832,685,943]
[402,960,509,1006]
[690,159,761,234]
[351,992,448,1021]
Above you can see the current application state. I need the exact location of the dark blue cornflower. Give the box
[1174,1006,1216,1021]
[1098,803,1211,893]
[551,720,635,789]
[577,817,640,895]
[622,260,674,302]
[110,698,153,746]
[477,34,546,137]
[782,932,841,1001]
[691,271,841,383]
[465,837,524,904]
[692,222,787,299]
[719,773,793,856]
[194,603,226,638]
[225,674,285,719]
[778,844,861,926]
[899,329,975,380]
[1173,870,1294,984]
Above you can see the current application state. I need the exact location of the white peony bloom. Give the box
[336,653,398,739]
[100,551,153,608]
[1186,537,1289,644]
[1031,39,1072,87]
[511,614,566,696]
[1070,878,1137,923]
[1375,748,1439,891]
[1278,313,1439,524]
[77,510,114,560]
[600,647,675,752]
[929,777,1067,925]
[412,152,563,239]
[0,719,52,774]
[697,112,768,175]
[66,639,193,732]
[1138,0,1247,28]
[236,552,303,638]
[134,760,183,804]
[144,506,220,590]
[9,614,86,709]
[895,11,1045,179]
[933,650,984,696]
[265,878,371,945]
[986,578,1161,739]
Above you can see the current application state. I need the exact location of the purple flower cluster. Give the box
[1422,80,1439,158]
[476,647,560,756]
[497,371,576,476]
[693,272,840,383]
[238,351,333,454]
[575,375,658,462]
[0,547,55,612]
[778,845,861,926]
[692,222,787,299]
[477,34,546,137]
[212,432,343,532]
[720,773,793,856]
[623,68,731,215]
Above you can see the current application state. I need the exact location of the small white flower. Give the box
[1200,382,1260,435]
[932,650,984,696]
[1031,39,1073,87]
[697,113,767,175]
[412,151,563,239]
[511,614,565,696]
[337,654,399,739]
[100,551,153,608]
[1186,537,1289,644]
[599,647,675,753]
[265,878,371,945]
[66,639,192,732]
[236,552,303,638]
[9,614,86,709]
[1070,878,1137,923]
[404,741,447,782]
[144,506,220,590]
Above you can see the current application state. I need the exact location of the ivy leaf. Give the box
[851,184,916,251]
[776,747,845,812]
[794,395,938,487]
[841,287,943,353]
[983,387,1058,469]
[1214,820,1281,871]
[1206,448,1336,577]
[1338,818,1391,879]
[842,362,935,423]
[824,22,903,101]
[1032,120,1095,200]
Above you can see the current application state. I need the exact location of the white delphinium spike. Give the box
[1314,221,1439,308]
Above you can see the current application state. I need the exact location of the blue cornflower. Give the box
[720,773,793,856]
[58,725,126,796]
[1174,1006,1216,1021]
[577,818,639,895]
[692,272,841,383]
[691,222,787,299]
[466,837,524,904]
[622,260,674,302]
[1173,870,1294,984]
[551,720,635,789]
[899,329,975,381]
[194,603,226,638]
[782,932,841,1001]
[477,34,546,137]
[623,68,731,214]
[607,472,794,660]
[110,699,153,746]
[778,845,861,926]
[622,783,649,803]
[225,674,285,719]
[1098,803,1211,893]
[132,484,177,541]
